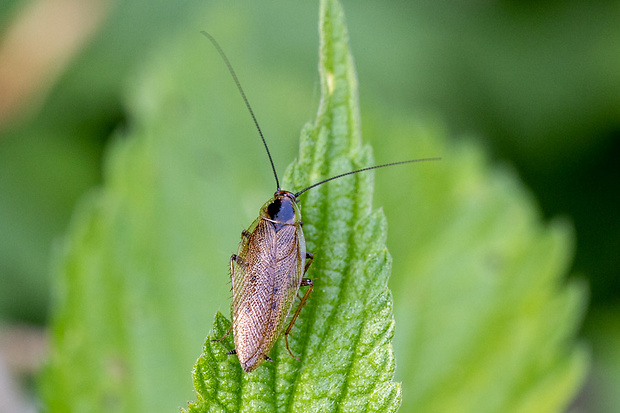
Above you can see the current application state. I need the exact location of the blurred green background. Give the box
[0,0,618,411]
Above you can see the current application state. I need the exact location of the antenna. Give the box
[294,157,441,198]
[201,31,281,190]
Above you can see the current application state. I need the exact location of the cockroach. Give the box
[202,32,439,373]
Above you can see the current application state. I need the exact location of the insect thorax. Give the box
[263,190,300,227]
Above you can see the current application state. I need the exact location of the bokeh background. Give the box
[0,0,618,411]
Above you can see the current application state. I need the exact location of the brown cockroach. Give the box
[202,32,439,372]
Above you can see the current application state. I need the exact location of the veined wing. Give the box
[231,217,303,370]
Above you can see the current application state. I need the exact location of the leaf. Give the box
[40,0,587,411]
[187,0,401,411]
[583,307,620,412]
[367,115,589,412]
[39,9,260,413]
[0,0,206,325]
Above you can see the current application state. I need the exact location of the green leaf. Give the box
[187,0,401,411]
[583,307,620,412]
[39,9,252,413]
[0,0,206,325]
[40,0,587,411]
[368,115,589,412]
[371,112,588,412]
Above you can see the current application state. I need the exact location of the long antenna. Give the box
[201,31,281,190]
[294,157,441,198]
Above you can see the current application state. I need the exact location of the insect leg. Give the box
[212,323,233,343]
[303,252,314,274]
[285,279,314,361]
[214,324,237,357]
[230,254,236,274]
[297,252,314,299]
[241,229,250,240]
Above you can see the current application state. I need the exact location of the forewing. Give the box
[231,218,304,369]
[272,224,304,335]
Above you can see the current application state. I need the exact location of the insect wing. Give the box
[231,214,305,371]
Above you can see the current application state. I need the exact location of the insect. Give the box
[202,32,439,372]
